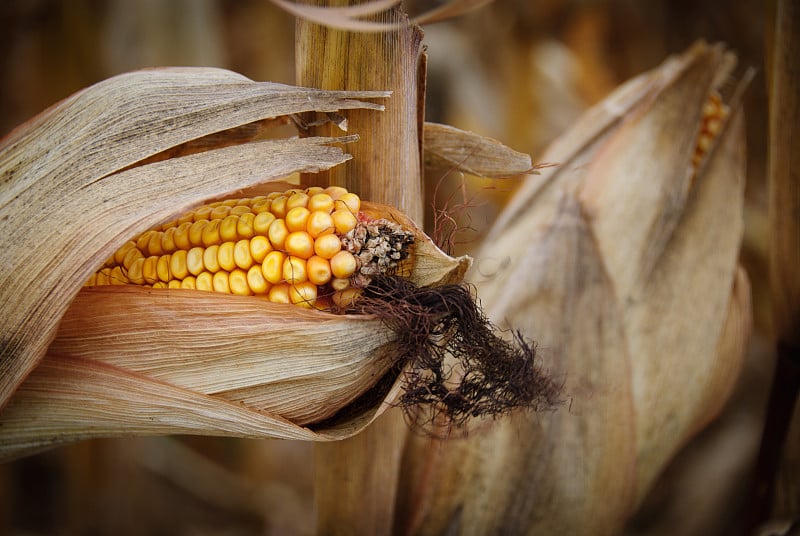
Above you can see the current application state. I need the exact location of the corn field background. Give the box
[0,0,792,535]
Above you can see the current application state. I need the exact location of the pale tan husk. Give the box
[0,66,475,461]
[397,41,752,535]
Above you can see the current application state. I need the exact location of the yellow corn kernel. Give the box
[176,212,194,225]
[196,271,213,291]
[147,231,164,256]
[203,245,221,273]
[325,186,348,200]
[305,186,325,196]
[161,227,177,254]
[283,256,308,284]
[167,279,182,289]
[251,198,271,214]
[219,215,240,242]
[217,241,236,272]
[314,233,342,259]
[209,205,230,220]
[187,247,205,276]
[330,250,357,279]
[85,273,97,286]
[261,250,286,284]
[336,192,361,213]
[181,276,197,289]
[268,218,289,250]
[289,282,317,308]
[193,206,213,221]
[201,219,222,247]
[287,192,309,210]
[229,268,252,296]
[308,193,334,214]
[249,235,271,263]
[122,247,144,270]
[332,209,357,235]
[268,283,291,304]
[307,211,335,238]
[270,195,288,218]
[152,281,168,289]
[136,230,157,253]
[246,265,269,294]
[233,239,254,270]
[110,266,128,285]
[230,205,251,217]
[307,255,332,285]
[142,256,160,284]
[96,268,112,285]
[285,231,315,259]
[156,254,171,282]
[237,212,256,239]
[212,271,230,293]
[188,220,207,246]
[128,257,146,284]
[114,241,138,265]
[285,207,310,232]
[253,211,276,235]
[170,249,189,280]
[173,221,193,250]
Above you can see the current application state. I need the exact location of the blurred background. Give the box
[0,0,787,534]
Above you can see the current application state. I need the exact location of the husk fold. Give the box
[0,67,472,461]
[397,41,751,535]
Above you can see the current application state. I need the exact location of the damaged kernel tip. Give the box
[87,186,415,311]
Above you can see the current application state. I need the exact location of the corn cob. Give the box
[87,186,414,309]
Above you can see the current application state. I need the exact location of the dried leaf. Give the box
[423,122,532,178]
[0,67,390,412]
[397,197,636,534]
[402,41,749,533]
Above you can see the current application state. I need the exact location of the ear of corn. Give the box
[87,185,413,310]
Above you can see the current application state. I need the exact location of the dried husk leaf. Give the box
[396,197,637,534]
[401,41,749,533]
[0,67,394,412]
[0,190,466,461]
[423,122,533,178]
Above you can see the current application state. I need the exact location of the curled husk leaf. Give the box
[0,67,473,461]
[397,41,751,535]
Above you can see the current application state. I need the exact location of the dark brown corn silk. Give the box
[335,275,563,433]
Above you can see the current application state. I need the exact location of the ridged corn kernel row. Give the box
[87,186,368,308]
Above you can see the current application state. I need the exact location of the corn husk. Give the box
[0,66,474,461]
[397,41,751,534]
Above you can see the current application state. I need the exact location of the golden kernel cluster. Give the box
[87,186,366,308]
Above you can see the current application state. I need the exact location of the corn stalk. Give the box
[294,4,424,533]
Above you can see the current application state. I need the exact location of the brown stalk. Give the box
[294,3,425,533]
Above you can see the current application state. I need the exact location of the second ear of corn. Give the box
[86,185,412,309]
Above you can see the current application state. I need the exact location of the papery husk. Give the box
[0,196,468,461]
[0,66,475,461]
[399,42,750,534]
[396,196,637,534]
[0,66,393,412]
